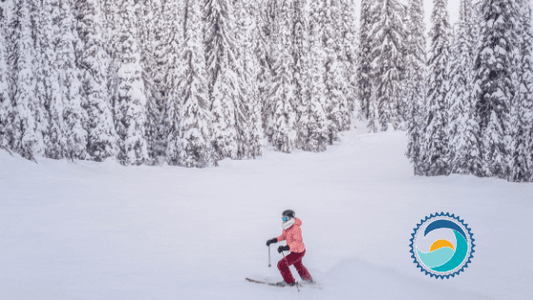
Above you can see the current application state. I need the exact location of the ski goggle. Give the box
[282,216,290,222]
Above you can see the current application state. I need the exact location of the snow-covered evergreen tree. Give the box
[241,0,263,158]
[323,0,349,143]
[166,0,215,168]
[101,0,121,109]
[370,0,407,131]
[255,0,272,143]
[421,0,452,176]
[292,0,309,150]
[232,0,254,159]
[358,0,379,120]
[269,0,297,153]
[259,0,277,138]
[5,0,39,160]
[446,0,482,175]
[0,4,10,149]
[54,0,88,160]
[474,0,519,178]
[26,0,48,156]
[113,0,149,165]
[405,0,427,174]
[158,0,182,163]
[340,0,358,115]
[300,0,328,152]
[205,0,240,159]
[35,0,62,159]
[75,0,117,161]
[510,0,533,181]
[138,0,165,162]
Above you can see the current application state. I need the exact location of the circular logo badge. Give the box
[409,212,475,279]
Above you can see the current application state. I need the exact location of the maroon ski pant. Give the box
[277,250,312,284]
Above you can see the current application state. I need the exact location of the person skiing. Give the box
[266,209,313,286]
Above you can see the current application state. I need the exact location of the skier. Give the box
[266,209,313,286]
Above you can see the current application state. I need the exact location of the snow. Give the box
[1,120,532,300]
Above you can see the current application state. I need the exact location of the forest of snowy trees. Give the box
[0,0,533,182]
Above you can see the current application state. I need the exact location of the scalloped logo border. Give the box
[409,212,475,279]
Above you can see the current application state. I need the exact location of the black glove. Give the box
[278,245,290,253]
[266,238,278,246]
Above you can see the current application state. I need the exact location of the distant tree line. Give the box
[403,0,533,182]
[1,0,533,182]
[0,0,357,167]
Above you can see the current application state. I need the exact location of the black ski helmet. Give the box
[282,209,295,218]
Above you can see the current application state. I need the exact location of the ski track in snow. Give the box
[1,122,532,300]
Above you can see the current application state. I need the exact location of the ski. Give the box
[245,278,283,287]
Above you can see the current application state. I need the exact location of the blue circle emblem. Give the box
[409,212,475,279]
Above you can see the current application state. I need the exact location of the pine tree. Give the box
[370,0,407,131]
[36,0,63,159]
[255,0,271,145]
[421,0,452,176]
[358,0,379,120]
[232,0,254,159]
[510,0,533,181]
[54,0,88,160]
[300,0,328,151]
[166,0,215,168]
[292,0,308,150]
[102,0,121,112]
[75,0,117,161]
[5,0,39,160]
[27,0,48,156]
[323,0,349,143]
[447,0,482,175]
[152,0,172,161]
[474,0,519,178]
[114,0,149,165]
[139,0,165,162]
[260,0,277,139]
[205,0,240,159]
[269,0,297,153]
[0,4,10,149]
[340,0,358,116]
[405,0,427,174]
[242,0,263,158]
[159,0,183,163]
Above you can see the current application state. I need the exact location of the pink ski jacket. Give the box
[277,218,306,253]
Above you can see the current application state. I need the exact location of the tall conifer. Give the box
[406,0,427,174]
[166,0,215,168]
[421,0,452,176]
[6,0,39,160]
[511,0,533,181]
[358,0,379,120]
[370,0,407,131]
[447,0,482,175]
[114,0,149,165]
[76,0,117,161]
[301,0,329,151]
[269,0,297,153]
[205,0,240,159]
[0,3,10,149]
[474,0,519,178]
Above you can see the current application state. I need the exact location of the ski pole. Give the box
[268,245,271,267]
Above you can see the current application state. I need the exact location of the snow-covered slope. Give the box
[1,123,532,300]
